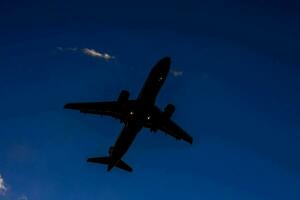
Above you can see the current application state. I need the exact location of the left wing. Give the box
[64,101,131,121]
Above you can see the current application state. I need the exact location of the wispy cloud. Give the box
[18,195,28,200]
[82,48,115,60]
[82,48,102,58]
[56,47,115,61]
[56,47,78,52]
[170,69,183,77]
[0,174,7,195]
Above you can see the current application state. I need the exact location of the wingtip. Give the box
[64,103,73,109]
[161,56,171,65]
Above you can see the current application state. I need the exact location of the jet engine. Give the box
[150,104,175,132]
[117,90,129,103]
[163,104,175,120]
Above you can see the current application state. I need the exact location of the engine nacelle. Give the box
[163,104,175,120]
[117,90,129,103]
[150,104,175,132]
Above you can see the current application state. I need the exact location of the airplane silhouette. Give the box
[64,57,193,172]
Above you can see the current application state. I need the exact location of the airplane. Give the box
[64,57,193,172]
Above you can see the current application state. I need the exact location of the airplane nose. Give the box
[152,56,171,76]
[159,56,171,72]
[161,56,171,65]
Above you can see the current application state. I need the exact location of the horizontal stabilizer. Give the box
[87,156,110,164]
[116,160,133,172]
[87,156,133,172]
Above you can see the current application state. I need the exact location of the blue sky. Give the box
[0,0,299,199]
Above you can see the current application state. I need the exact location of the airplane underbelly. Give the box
[112,122,142,159]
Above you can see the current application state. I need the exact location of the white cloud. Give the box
[0,174,29,199]
[170,69,183,77]
[82,48,103,58]
[57,47,115,61]
[0,174,7,195]
[82,48,115,60]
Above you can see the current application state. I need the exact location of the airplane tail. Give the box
[87,156,133,172]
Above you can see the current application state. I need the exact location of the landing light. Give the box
[147,116,151,120]
[130,111,134,115]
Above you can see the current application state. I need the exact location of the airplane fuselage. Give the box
[108,57,170,171]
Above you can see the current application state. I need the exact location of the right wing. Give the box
[144,116,193,144]
[64,101,132,121]
[159,119,193,144]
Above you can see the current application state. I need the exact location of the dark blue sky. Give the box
[0,0,299,199]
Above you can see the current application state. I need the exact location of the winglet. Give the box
[64,103,73,109]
